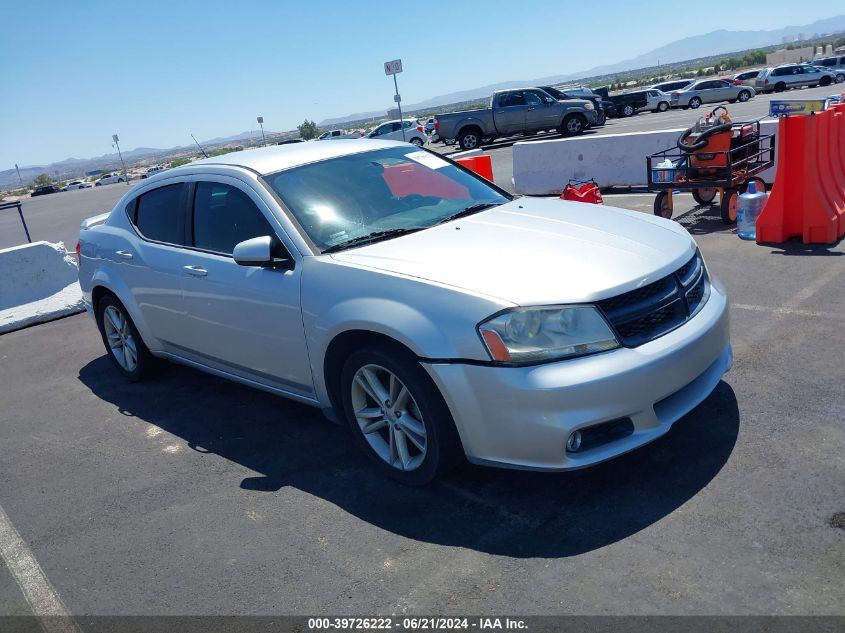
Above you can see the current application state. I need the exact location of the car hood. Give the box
[330,198,696,305]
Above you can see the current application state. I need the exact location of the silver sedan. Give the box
[669,79,754,109]
[78,140,731,484]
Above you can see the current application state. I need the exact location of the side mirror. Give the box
[233,236,292,269]
[545,97,555,104]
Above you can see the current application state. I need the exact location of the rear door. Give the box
[493,91,527,135]
[177,177,313,396]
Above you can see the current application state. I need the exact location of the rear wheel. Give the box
[458,128,481,150]
[774,82,786,93]
[409,136,424,147]
[621,104,635,117]
[689,97,702,109]
[561,114,586,137]
[96,294,156,381]
[340,345,462,485]
[720,188,738,224]
[692,187,717,205]
[653,191,673,219]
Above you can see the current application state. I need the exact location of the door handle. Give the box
[183,265,208,277]
[115,250,133,259]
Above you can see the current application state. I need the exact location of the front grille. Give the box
[597,252,710,347]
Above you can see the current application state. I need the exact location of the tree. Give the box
[297,119,322,140]
[32,174,53,187]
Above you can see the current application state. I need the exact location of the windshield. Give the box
[262,146,510,252]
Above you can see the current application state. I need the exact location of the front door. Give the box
[524,90,560,129]
[178,178,314,397]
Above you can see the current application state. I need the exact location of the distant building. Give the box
[387,108,401,119]
[767,46,814,65]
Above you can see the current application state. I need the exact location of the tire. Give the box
[95,182,101,186]
[596,111,607,126]
[774,82,786,93]
[737,90,751,102]
[836,73,845,84]
[689,97,702,109]
[653,191,672,219]
[720,188,738,225]
[621,104,635,117]
[692,187,717,205]
[340,345,462,485]
[409,137,424,147]
[657,101,669,113]
[96,294,156,382]
[820,76,832,87]
[561,113,586,137]
[458,128,482,150]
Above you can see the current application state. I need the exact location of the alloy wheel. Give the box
[350,364,427,471]
[103,305,138,372]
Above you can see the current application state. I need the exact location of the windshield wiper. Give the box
[322,227,426,253]
[436,202,504,225]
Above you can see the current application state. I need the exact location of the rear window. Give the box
[133,183,183,244]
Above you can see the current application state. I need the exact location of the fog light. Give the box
[566,430,582,453]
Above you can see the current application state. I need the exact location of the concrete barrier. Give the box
[0,241,85,334]
[513,120,778,195]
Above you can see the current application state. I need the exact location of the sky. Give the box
[0,0,840,167]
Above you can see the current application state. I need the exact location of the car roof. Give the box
[189,139,410,175]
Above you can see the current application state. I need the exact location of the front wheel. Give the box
[737,90,751,102]
[657,101,669,112]
[720,188,738,225]
[835,73,845,84]
[341,346,462,485]
[653,191,673,219]
[689,97,702,109]
[820,76,832,87]
[561,114,586,137]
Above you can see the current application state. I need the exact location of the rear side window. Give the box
[192,182,275,255]
[133,184,183,244]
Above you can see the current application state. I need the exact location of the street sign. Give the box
[112,134,119,143]
[394,94,401,103]
[257,116,264,124]
[384,59,403,75]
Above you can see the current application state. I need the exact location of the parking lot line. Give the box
[0,503,79,633]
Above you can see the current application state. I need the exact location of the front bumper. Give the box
[425,281,731,471]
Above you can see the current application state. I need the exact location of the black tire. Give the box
[653,191,672,219]
[774,82,786,93]
[689,97,702,109]
[621,104,635,117]
[657,101,669,113]
[409,137,424,147]
[458,128,482,150]
[836,73,845,84]
[692,187,717,205]
[820,76,832,87]
[720,189,738,225]
[737,90,751,102]
[96,293,156,382]
[118,178,124,183]
[595,110,607,125]
[561,113,586,137]
[95,182,101,186]
[340,345,462,485]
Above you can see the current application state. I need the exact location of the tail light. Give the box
[764,79,769,85]
[75,240,81,258]
[434,119,439,130]
[417,125,424,133]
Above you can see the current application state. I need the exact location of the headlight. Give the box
[478,306,619,364]
[583,102,595,111]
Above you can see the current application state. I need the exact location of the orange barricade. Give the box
[815,109,845,239]
[756,113,840,244]
[455,155,494,182]
[832,104,845,237]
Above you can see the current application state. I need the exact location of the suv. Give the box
[756,64,836,93]
[812,56,845,83]
[650,79,694,93]
[31,185,61,196]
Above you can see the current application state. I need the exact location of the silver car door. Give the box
[121,182,190,349]
[178,177,313,397]
[525,90,559,129]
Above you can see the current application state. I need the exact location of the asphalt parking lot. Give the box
[1,192,843,619]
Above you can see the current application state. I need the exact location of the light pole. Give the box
[257,116,267,147]
[14,163,24,188]
[112,134,129,184]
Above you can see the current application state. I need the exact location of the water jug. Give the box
[737,181,767,240]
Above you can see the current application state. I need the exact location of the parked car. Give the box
[365,119,428,147]
[63,180,92,191]
[423,118,436,134]
[435,88,597,150]
[669,79,754,109]
[812,56,845,83]
[141,166,168,179]
[317,130,362,140]
[732,69,764,90]
[278,138,305,145]
[606,90,649,117]
[95,172,127,186]
[650,79,695,93]
[31,185,60,196]
[755,64,836,93]
[641,89,672,113]
[77,140,731,484]
[538,85,608,125]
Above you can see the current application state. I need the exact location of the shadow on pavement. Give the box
[673,203,736,235]
[763,239,844,256]
[79,355,739,558]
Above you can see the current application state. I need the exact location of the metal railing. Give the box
[0,201,32,243]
